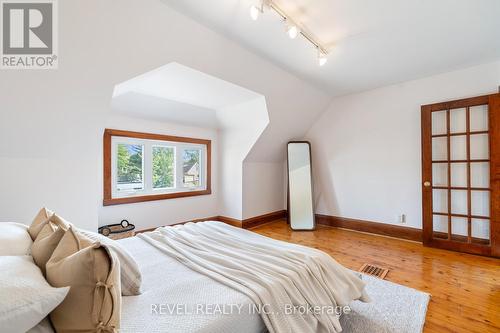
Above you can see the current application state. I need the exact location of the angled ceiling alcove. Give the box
[112,62,263,128]
[110,62,270,219]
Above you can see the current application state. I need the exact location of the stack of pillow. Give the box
[0,208,142,333]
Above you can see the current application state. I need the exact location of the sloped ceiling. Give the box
[163,0,500,96]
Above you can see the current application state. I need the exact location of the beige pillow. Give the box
[37,220,57,238]
[28,207,54,240]
[46,227,121,332]
[77,228,143,295]
[31,224,66,275]
[50,214,71,230]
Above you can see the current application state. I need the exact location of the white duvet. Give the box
[138,221,369,333]
[119,235,265,333]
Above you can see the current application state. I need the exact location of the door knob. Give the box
[423,181,431,187]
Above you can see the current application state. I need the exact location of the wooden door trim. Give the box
[426,238,491,256]
[421,104,433,245]
[489,94,500,257]
[421,95,490,111]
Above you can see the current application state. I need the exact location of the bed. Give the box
[2,210,368,333]
[119,235,266,333]
[117,221,369,333]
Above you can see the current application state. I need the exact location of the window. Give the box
[103,129,211,205]
[183,149,201,187]
[152,146,175,189]
[117,143,144,191]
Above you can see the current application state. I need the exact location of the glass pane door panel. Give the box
[451,217,468,237]
[451,190,467,215]
[470,134,489,160]
[432,163,448,186]
[471,219,490,241]
[433,215,448,234]
[424,96,495,255]
[432,137,447,160]
[432,110,447,135]
[450,163,467,187]
[471,191,490,217]
[470,162,489,188]
[450,108,466,133]
[450,135,467,160]
[433,189,448,213]
[469,105,488,132]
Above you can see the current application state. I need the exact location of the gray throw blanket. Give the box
[138,221,369,333]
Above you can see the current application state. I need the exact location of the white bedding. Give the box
[118,236,266,333]
[139,222,369,333]
[119,221,369,333]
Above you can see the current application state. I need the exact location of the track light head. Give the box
[287,24,299,39]
[250,5,261,21]
[318,51,328,66]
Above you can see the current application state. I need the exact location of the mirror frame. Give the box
[286,141,316,230]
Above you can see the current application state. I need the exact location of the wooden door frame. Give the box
[421,93,500,257]
[489,94,500,257]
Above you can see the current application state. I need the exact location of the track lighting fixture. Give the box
[249,1,329,66]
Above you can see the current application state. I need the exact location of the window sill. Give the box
[103,189,212,206]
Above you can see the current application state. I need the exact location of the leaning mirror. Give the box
[287,141,315,230]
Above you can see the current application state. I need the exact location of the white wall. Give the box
[242,162,285,219]
[217,97,269,219]
[0,0,329,230]
[0,69,104,230]
[306,60,500,230]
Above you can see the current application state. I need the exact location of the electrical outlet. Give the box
[400,214,407,224]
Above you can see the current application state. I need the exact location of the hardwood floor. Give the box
[252,220,500,333]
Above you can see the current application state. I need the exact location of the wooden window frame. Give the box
[103,129,211,206]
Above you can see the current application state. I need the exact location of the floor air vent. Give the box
[359,263,389,279]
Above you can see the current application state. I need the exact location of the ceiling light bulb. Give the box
[287,25,299,39]
[250,5,260,21]
[318,53,328,66]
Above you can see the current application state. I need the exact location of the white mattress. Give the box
[118,236,266,333]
